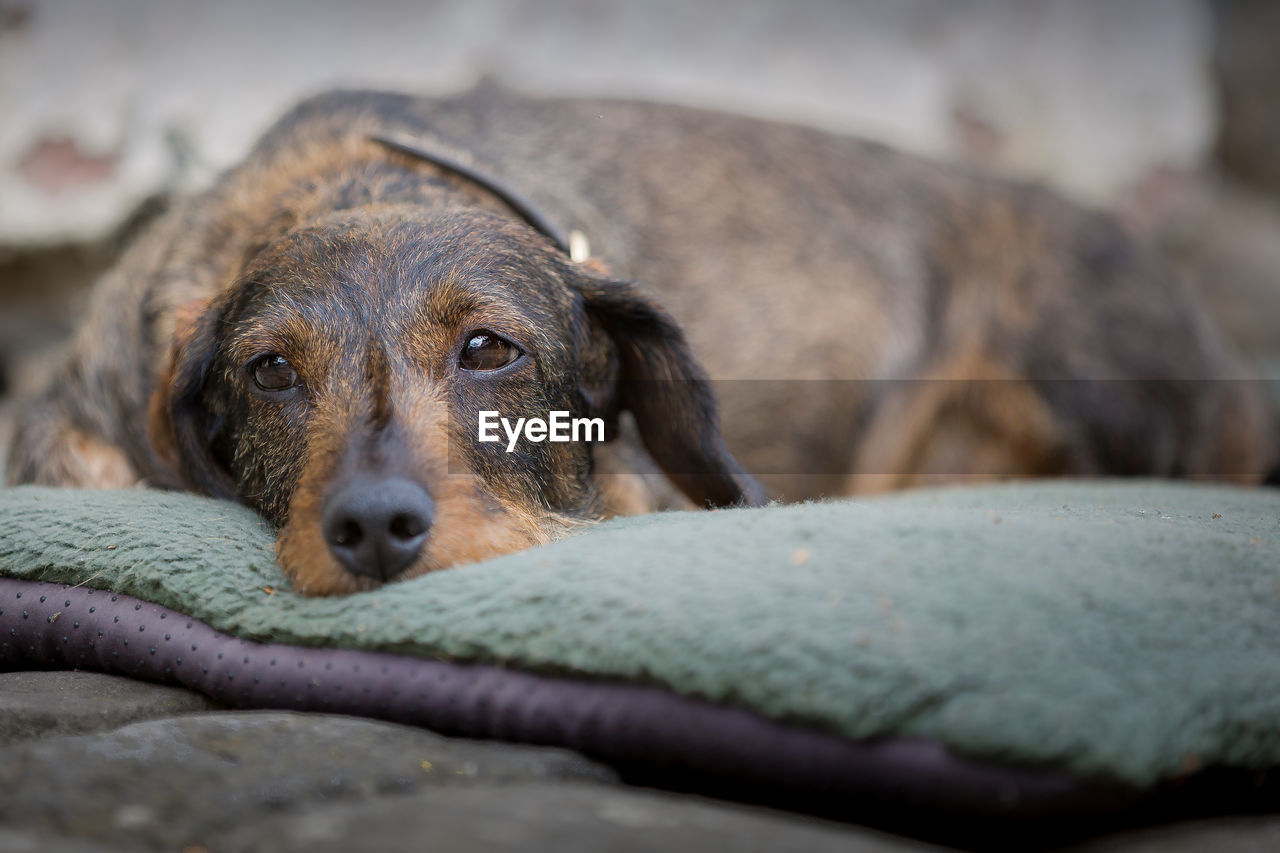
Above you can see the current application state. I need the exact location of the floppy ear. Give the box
[148,298,238,499]
[573,270,767,508]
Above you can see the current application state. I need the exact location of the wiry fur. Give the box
[7,86,1276,595]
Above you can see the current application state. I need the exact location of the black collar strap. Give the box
[370,131,589,261]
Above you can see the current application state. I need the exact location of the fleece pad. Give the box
[2,482,1279,822]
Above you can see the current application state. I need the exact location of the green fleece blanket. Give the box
[2,481,1278,787]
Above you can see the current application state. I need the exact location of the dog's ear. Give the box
[148,298,238,499]
[572,268,767,508]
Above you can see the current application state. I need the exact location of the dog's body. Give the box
[8,87,1275,594]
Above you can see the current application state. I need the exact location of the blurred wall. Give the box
[0,0,1217,248]
[1215,0,1280,198]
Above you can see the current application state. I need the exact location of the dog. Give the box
[7,86,1275,595]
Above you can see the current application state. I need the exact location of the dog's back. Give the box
[290,87,1271,493]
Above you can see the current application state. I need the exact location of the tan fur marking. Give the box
[56,429,138,489]
[850,349,1067,493]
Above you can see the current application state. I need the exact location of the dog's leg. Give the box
[591,418,696,516]
[847,350,1071,493]
[6,397,137,488]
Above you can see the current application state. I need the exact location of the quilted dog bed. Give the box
[2,481,1279,844]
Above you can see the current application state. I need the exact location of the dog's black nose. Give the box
[322,477,434,581]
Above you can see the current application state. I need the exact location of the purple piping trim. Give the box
[0,577,1123,821]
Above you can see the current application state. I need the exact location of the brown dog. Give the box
[7,86,1275,595]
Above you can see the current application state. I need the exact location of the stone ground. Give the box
[0,671,930,853]
[2,670,1279,852]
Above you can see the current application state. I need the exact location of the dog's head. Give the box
[149,205,763,594]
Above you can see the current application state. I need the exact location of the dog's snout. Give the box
[322,477,434,581]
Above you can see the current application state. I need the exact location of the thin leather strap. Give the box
[370,131,575,256]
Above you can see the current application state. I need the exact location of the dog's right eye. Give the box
[459,331,522,372]
[249,354,300,393]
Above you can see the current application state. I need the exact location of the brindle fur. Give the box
[7,86,1276,594]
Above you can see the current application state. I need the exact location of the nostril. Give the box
[333,520,364,547]
[389,513,427,542]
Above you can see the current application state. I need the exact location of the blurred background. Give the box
[1,0,1278,473]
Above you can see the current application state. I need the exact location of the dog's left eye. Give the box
[249,354,300,393]
[459,331,521,372]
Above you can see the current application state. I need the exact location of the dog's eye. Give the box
[459,331,521,372]
[250,354,300,392]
